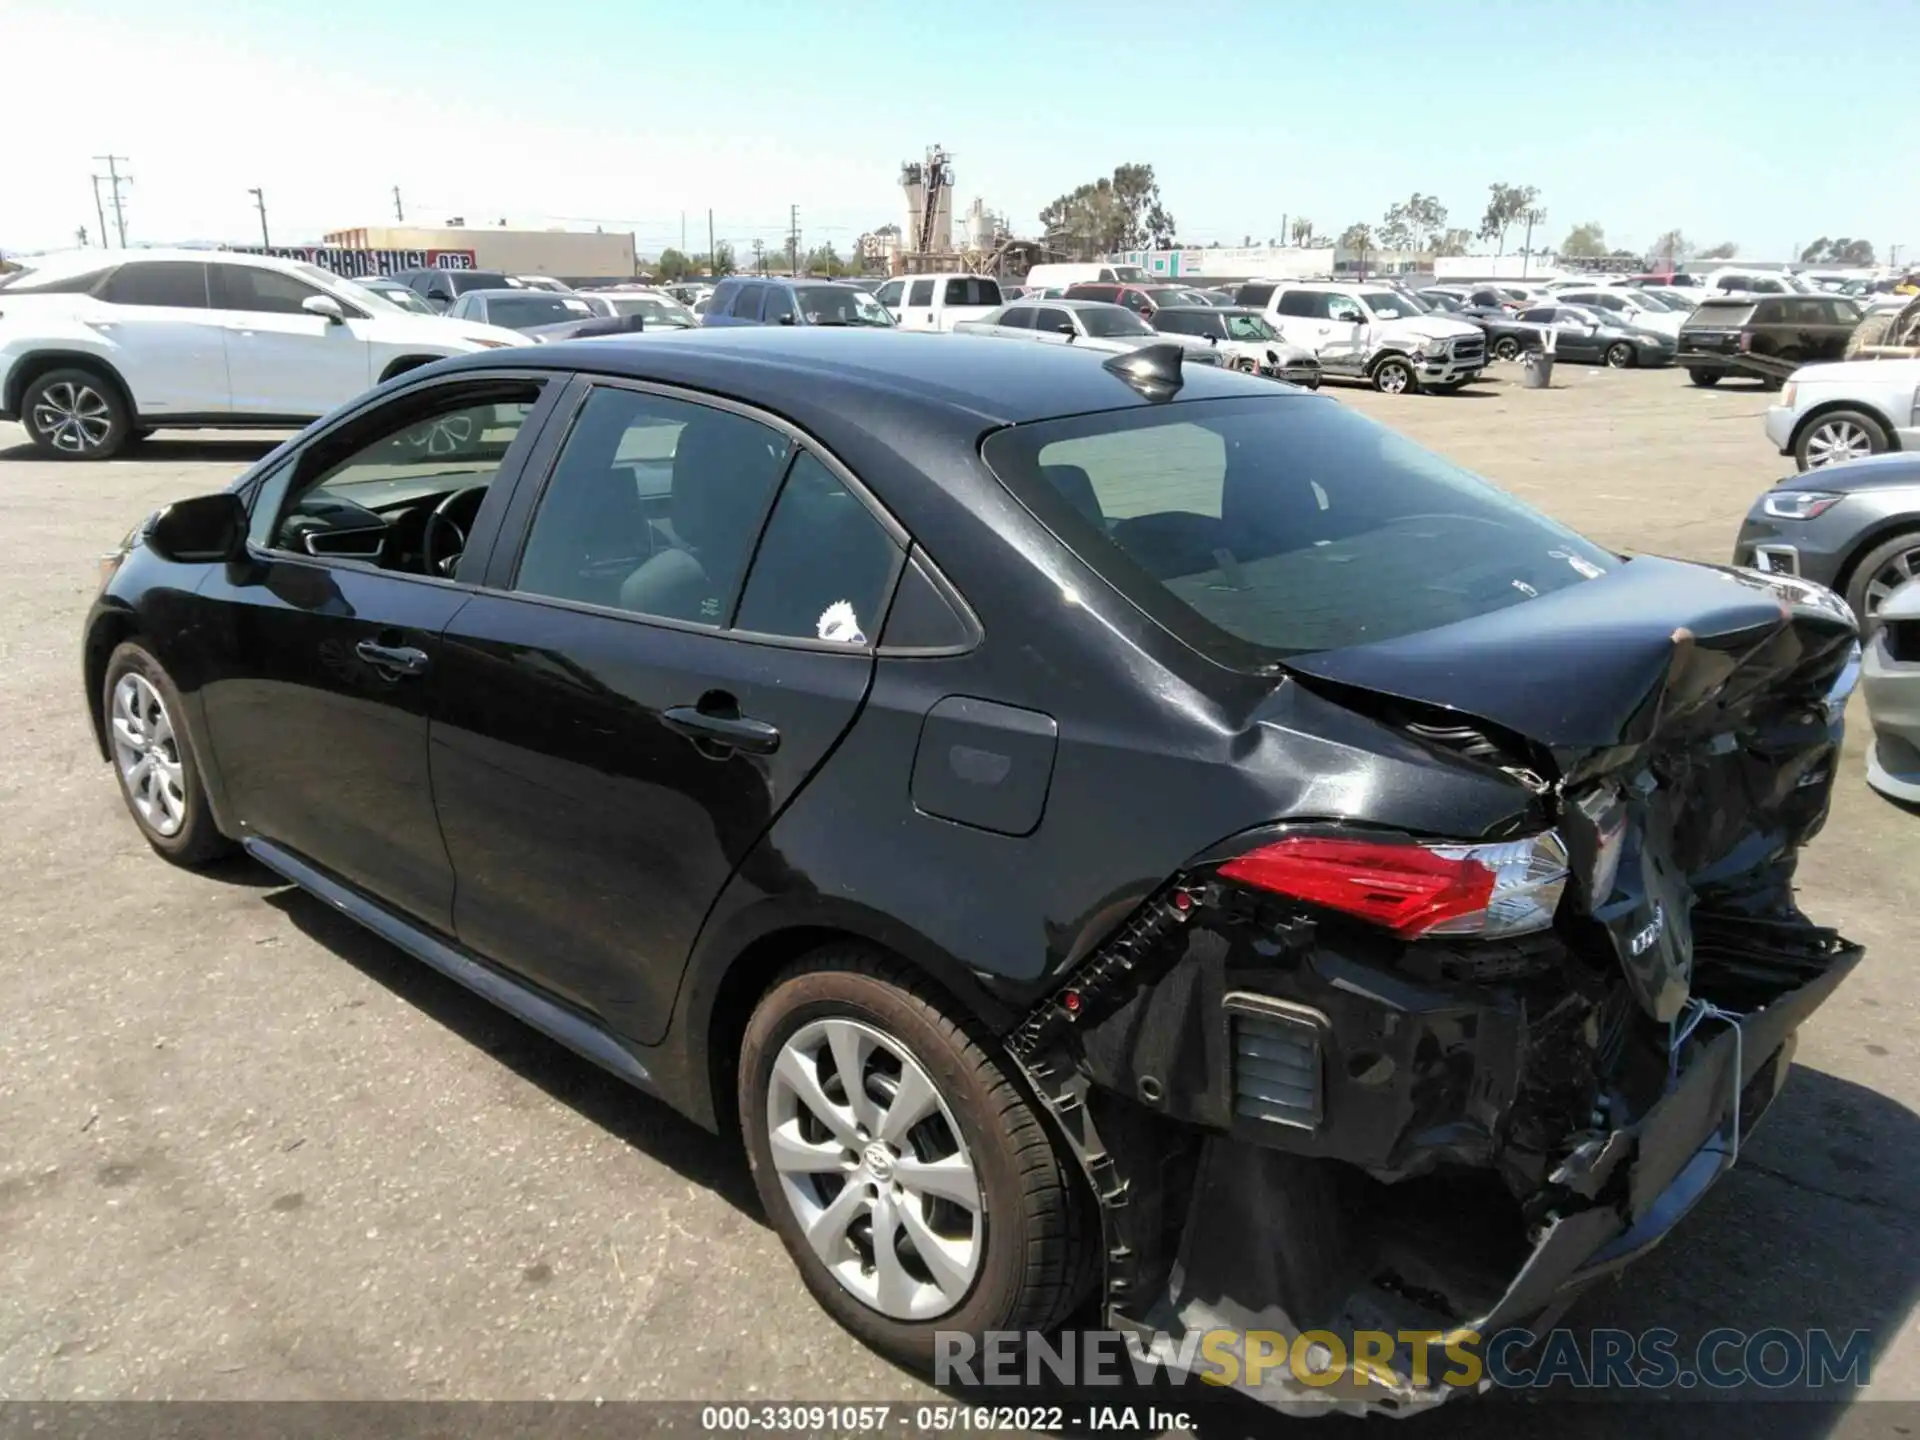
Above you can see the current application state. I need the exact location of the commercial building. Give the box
[1117,245,1336,281]
[319,224,636,280]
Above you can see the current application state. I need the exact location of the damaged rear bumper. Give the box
[1014,909,1860,1418]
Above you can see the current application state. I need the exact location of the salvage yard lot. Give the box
[1,367,1916,1433]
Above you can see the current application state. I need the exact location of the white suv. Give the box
[0,249,527,459]
[1765,357,1920,470]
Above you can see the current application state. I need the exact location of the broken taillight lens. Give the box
[1217,832,1569,939]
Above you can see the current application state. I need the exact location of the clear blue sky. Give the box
[4,0,1915,265]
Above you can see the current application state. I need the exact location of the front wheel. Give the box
[740,949,1086,1371]
[1492,335,1523,362]
[1688,369,1722,387]
[1372,357,1418,394]
[22,368,131,459]
[1797,409,1889,471]
[1605,341,1636,368]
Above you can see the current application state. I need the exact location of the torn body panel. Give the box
[1009,559,1864,1417]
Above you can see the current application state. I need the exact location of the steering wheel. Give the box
[423,485,489,576]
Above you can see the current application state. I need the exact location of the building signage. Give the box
[225,245,478,278]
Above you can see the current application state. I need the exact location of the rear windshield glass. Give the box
[489,294,593,327]
[981,396,1615,666]
[1685,301,1756,327]
[1080,307,1153,338]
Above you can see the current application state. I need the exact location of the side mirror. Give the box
[302,295,346,324]
[777,313,796,326]
[147,492,246,563]
[1057,323,1076,338]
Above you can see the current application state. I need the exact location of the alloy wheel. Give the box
[765,1017,982,1321]
[110,673,186,837]
[1494,337,1521,361]
[1605,342,1634,368]
[1805,420,1875,468]
[1864,545,1920,616]
[1376,362,1411,394]
[31,381,113,455]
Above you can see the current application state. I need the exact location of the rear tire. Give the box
[1688,369,1722,387]
[1605,341,1635,368]
[21,367,131,459]
[101,641,234,866]
[739,947,1086,1373]
[1843,530,1920,627]
[1492,335,1523,362]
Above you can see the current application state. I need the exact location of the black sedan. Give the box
[1515,303,1679,367]
[1420,290,1540,360]
[86,329,1860,1417]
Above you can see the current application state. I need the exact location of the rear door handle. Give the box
[663,705,781,755]
[355,640,431,677]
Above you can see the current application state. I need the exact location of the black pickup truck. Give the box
[1680,294,1865,386]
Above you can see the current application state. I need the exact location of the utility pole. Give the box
[91,175,110,250]
[789,204,799,274]
[752,238,765,275]
[392,185,405,222]
[707,208,715,275]
[680,211,686,252]
[1520,207,1546,277]
[94,155,130,247]
[248,187,270,247]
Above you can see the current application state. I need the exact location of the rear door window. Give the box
[1236,283,1276,307]
[908,280,934,306]
[943,277,1001,306]
[731,283,767,320]
[762,287,797,325]
[733,452,901,644]
[982,396,1614,664]
[1036,307,1073,333]
[99,262,211,308]
[999,306,1036,330]
[1275,291,1327,319]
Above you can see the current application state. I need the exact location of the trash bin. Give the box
[1521,348,1554,389]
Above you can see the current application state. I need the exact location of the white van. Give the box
[1020,262,1150,290]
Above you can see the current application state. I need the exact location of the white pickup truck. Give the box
[875,274,1006,332]
[1246,281,1487,394]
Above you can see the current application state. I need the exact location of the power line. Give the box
[248,187,270,247]
[93,156,130,247]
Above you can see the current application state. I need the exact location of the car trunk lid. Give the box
[1285,556,1858,1020]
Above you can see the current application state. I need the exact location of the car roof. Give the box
[463,288,567,300]
[458,326,1265,425]
[1005,298,1131,311]
[1155,304,1252,315]
[4,246,333,280]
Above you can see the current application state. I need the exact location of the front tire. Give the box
[1605,341,1636,368]
[1372,356,1418,394]
[22,367,131,459]
[1845,530,1920,625]
[102,641,232,866]
[1689,369,1722,387]
[1492,335,1523,362]
[740,948,1085,1372]
[1796,409,1889,471]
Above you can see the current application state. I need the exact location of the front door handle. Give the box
[355,639,431,677]
[663,705,781,755]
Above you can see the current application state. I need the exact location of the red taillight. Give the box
[1218,836,1496,937]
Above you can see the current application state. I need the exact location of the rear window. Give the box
[943,277,1002,306]
[0,265,113,294]
[1686,300,1755,328]
[981,396,1615,665]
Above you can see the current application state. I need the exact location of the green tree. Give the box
[1433,228,1475,257]
[1649,229,1691,268]
[1697,240,1739,260]
[1380,193,1448,252]
[802,243,845,276]
[1800,237,1873,265]
[1560,221,1607,259]
[1478,183,1540,254]
[711,241,737,277]
[1288,217,1314,246]
[1339,222,1375,274]
[655,247,693,281]
[1039,163,1177,259]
